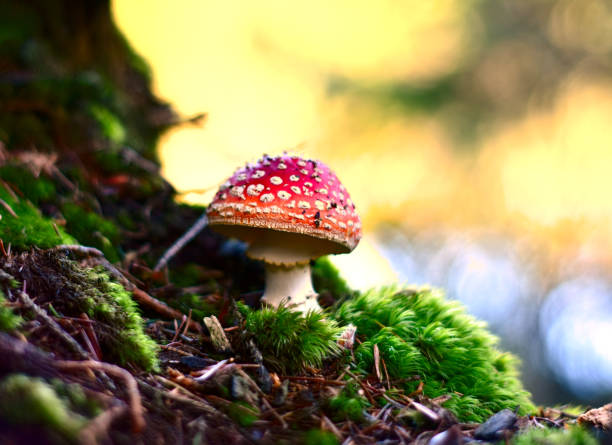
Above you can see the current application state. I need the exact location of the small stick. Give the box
[182,309,193,337]
[381,356,391,390]
[79,404,128,445]
[0,239,7,257]
[234,368,287,429]
[280,376,346,386]
[344,369,376,405]
[172,315,187,343]
[55,360,145,433]
[132,288,202,333]
[321,415,343,440]
[80,313,102,360]
[0,197,18,217]
[79,328,100,361]
[154,212,208,271]
[137,378,221,417]
[14,289,89,360]
[373,344,381,382]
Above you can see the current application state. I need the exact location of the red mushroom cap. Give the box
[207,154,361,257]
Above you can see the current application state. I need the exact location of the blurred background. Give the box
[112,0,612,406]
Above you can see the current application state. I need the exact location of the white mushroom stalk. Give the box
[261,262,320,312]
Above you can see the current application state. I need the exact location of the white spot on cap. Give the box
[260,193,274,202]
[289,175,299,181]
[220,193,227,200]
[348,220,354,226]
[249,202,257,207]
[297,160,306,167]
[221,211,234,217]
[270,176,283,185]
[300,169,309,175]
[247,184,264,196]
[298,201,311,209]
[317,188,328,195]
[230,186,246,199]
[278,162,287,169]
[339,222,347,229]
[237,173,248,181]
[304,182,313,188]
[339,193,345,200]
[323,223,332,229]
[315,200,326,210]
[277,190,291,200]
[252,170,266,179]
[290,186,301,194]
[286,200,296,208]
[314,176,322,182]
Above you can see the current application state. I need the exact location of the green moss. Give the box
[0,164,57,205]
[312,256,353,301]
[0,187,76,250]
[88,104,126,145]
[61,202,121,262]
[79,266,159,371]
[240,303,342,373]
[171,293,216,321]
[50,379,101,418]
[513,426,597,445]
[0,291,22,332]
[227,401,259,427]
[0,270,21,332]
[332,286,535,423]
[327,383,370,422]
[0,374,86,440]
[25,253,159,371]
[304,429,339,445]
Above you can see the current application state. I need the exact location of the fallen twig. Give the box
[344,368,377,405]
[14,288,90,360]
[154,212,208,271]
[280,376,346,386]
[132,288,202,333]
[79,404,128,445]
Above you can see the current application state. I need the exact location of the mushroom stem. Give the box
[260,262,321,312]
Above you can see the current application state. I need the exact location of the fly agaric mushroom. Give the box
[207,154,361,312]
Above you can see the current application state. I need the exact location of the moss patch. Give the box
[0,186,75,250]
[75,265,159,371]
[239,303,342,373]
[332,286,535,423]
[61,202,121,262]
[1,251,158,371]
[312,256,353,302]
[0,374,86,440]
[513,426,597,445]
